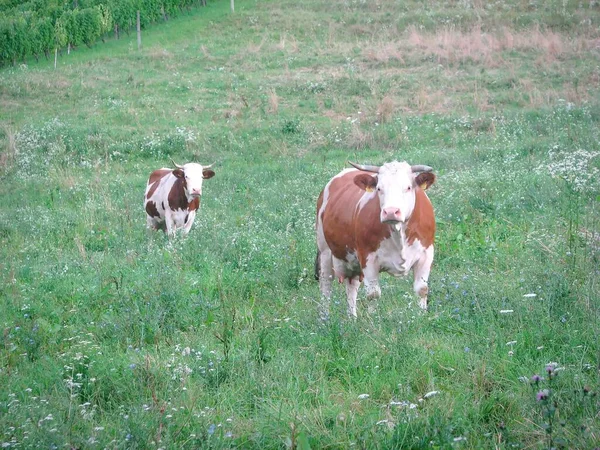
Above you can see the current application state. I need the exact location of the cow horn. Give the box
[348,161,380,173]
[170,158,184,169]
[202,163,215,170]
[170,158,183,169]
[411,164,433,173]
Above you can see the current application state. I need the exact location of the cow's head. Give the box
[171,160,215,198]
[350,161,435,225]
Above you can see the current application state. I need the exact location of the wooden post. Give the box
[137,11,141,50]
[230,0,234,12]
[54,48,57,69]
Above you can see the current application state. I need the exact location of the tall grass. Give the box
[0,0,599,448]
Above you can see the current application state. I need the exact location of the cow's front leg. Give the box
[183,211,196,235]
[165,212,176,237]
[413,246,434,310]
[362,253,381,300]
[345,277,361,318]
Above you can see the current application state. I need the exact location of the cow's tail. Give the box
[314,250,321,281]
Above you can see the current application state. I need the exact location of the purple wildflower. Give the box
[545,363,557,375]
[531,374,541,384]
[536,389,549,401]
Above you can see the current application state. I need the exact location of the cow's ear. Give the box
[415,172,435,190]
[203,169,215,179]
[173,169,184,178]
[354,173,378,192]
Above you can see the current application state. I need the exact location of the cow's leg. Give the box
[146,215,156,230]
[165,211,176,236]
[413,246,434,310]
[345,276,360,318]
[362,253,381,300]
[318,249,334,321]
[183,211,196,234]
[147,215,164,232]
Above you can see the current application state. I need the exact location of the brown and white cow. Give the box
[316,161,436,318]
[144,161,215,235]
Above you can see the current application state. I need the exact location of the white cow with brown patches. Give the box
[144,161,215,235]
[316,161,436,318]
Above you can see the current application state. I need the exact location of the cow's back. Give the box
[145,169,171,199]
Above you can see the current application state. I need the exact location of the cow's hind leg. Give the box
[318,249,334,321]
[413,246,434,311]
[345,277,361,318]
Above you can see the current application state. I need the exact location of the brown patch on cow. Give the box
[355,194,391,268]
[146,169,171,199]
[168,178,200,212]
[322,171,391,275]
[188,197,200,211]
[148,169,171,185]
[321,172,363,262]
[406,188,435,248]
[168,178,188,210]
[145,201,160,218]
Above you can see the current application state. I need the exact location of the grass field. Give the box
[1,0,599,448]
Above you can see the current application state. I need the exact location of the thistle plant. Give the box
[530,363,597,449]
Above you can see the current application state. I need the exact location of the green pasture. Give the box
[1,0,599,448]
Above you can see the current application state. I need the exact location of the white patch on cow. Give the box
[357,184,376,212]
[363,253,382,300]
[375,162,417,224]
[332,250,360,280]
[377,224,426,277]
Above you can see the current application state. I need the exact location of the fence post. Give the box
[230,0,234,12]
[137,11,142,50]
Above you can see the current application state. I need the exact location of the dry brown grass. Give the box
[347,123,374,150]
[276,34,299,53]
[376,96,394,123]
[200,45,214,60]
[363,43,404,64]
[402,25,588,66]
[408,86,446,113]
[247,35,268,54]
[473,83,492,112]
[147,47,173,60]
[0,125,16,170]
[267,89,279,114]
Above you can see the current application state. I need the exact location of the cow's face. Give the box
[354,161,435,225]
[173,163,215,198]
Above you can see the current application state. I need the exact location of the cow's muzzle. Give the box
[381,207,403,224]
